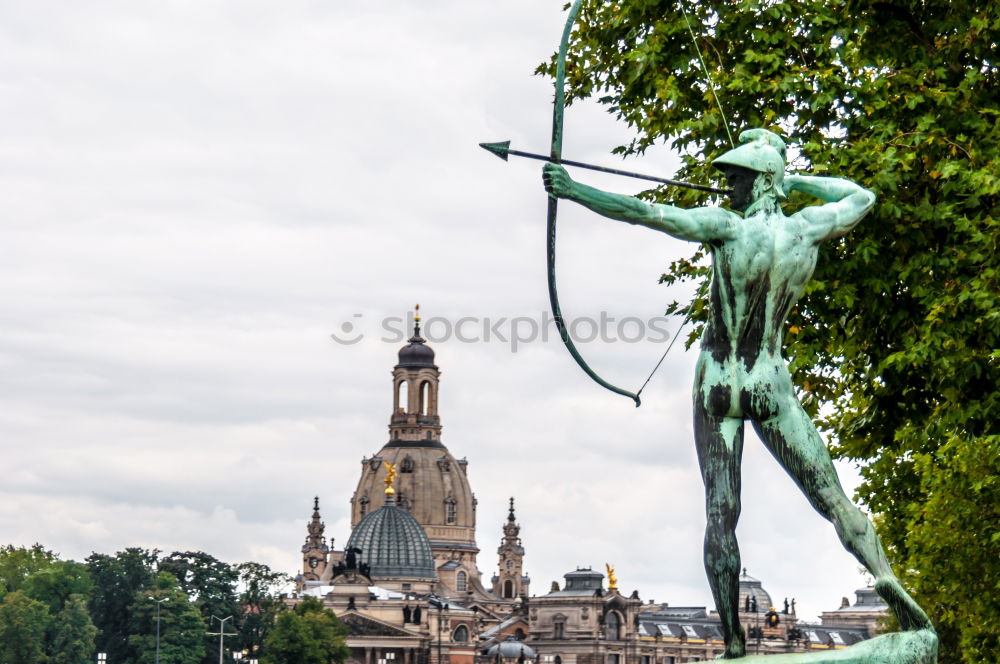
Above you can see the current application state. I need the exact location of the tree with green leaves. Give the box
[261,596,349,664]
[22,560,93,614]
[49,594,97,664]
[545,2,998,662]
[236,561,291,660]
[160,551,241,664]
[86,547,159,664]
[129,572,207,664]
[0,591,51,664]
[0,544,56,598]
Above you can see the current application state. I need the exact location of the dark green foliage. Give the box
[86,548,159,664]
[22,560,93,614]
[0,591,50,664]
[129,572,207,664]
[160,551,240,664]
[49,594,97,664]
[548,2,999,662]
[261,596,349,664]
[236,562,291,660]
[0,544,57,597]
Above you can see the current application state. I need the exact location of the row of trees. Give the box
[549,1,998,662]
[0,544,347,664]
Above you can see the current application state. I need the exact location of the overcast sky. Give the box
[0,1,875,622]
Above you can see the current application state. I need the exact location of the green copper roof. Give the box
[346,496,436,579]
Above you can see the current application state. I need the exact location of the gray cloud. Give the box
[0,0,872,622]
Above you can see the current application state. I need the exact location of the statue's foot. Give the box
[714,643,746,660]
[875,577,933,631]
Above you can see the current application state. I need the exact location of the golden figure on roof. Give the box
[384,461,397,495]
[606,563,617,591]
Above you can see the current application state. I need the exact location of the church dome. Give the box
[738,569,774,611]
[486,637,537,659]
[397,334,436,368]
[346,495,436,579]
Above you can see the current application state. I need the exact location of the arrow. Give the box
[479,140,731,195]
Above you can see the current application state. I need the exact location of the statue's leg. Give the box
[751,396,932,631]
[695,405,746,658]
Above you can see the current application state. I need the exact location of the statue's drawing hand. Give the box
[543,163,573,199]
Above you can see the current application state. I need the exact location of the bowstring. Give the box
[634,4,733,400]
[678,1,735,148]
[635,314,690,400]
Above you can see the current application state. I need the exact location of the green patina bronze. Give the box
[484,3,941,661]
[543,127,937,660]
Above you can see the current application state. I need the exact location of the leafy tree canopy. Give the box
[160,551,241,664]
[129,572,207,664]
[261,597,349,664]
[86,547,159,664]
[545,1,999,662]
[0,544,57,597]
[22,560,93,614]
[236,561,291,659]
[0,591,50,664]
[49,594,98,664]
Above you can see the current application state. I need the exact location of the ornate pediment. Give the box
[339,612,416,638]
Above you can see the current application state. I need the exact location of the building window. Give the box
[554,621,565,639]
[605,612,621,641]
[641,657,650,664]
[397,380,408,411]
[607,655,620,664]
[453,625,469,642]
[420,381,430,415]
[503,580,514,598]
[378,652,397,664]
[457,571,468,592]
[445,497,457,524]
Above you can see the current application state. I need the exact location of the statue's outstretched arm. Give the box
[786,174,876,243]
[543,163,736,243]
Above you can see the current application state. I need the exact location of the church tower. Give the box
[301,496,330,582]
[349,307,483,599]
[492,498,529,598]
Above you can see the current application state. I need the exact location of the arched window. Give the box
[456,571,468,592]
[605,612,621,641]
[397,380,408,412]
[419,381,430,415]
[503,580,514,598]
[400,456,415,473]
[359,495,370,518]
[453,625,469,642]
[445,497,457,524]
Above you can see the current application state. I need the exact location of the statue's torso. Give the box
[699,209,817,382]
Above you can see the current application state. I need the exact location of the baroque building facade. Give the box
[292,318,886,664]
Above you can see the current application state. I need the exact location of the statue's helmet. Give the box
[712,128,787,200]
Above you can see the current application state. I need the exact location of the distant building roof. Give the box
[346,495,436,579]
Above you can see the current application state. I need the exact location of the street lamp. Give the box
[208,615,236,664]
[148,596,170,664]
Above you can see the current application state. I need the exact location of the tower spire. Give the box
[493,497,529,599]
[413,303,421,338]
[301,497,329,581]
